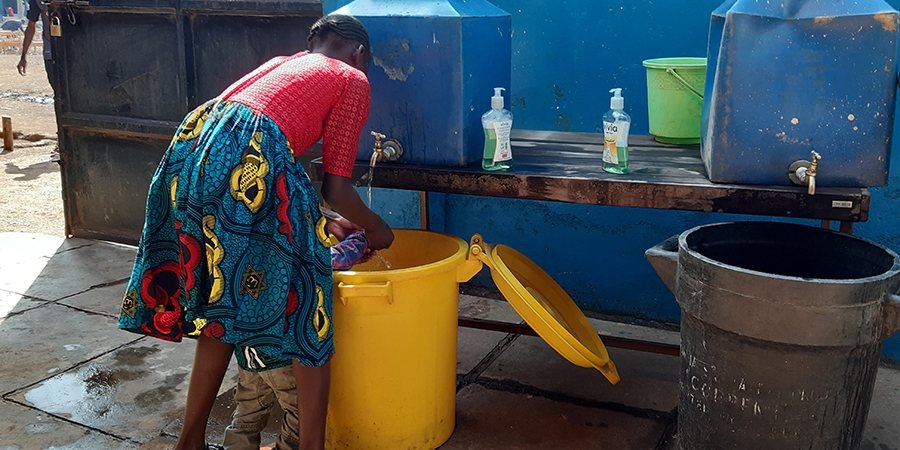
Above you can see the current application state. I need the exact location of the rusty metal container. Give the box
[646,221,900,450]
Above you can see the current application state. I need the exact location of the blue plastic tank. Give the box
[701,0,900,187]
[335,0,511,167]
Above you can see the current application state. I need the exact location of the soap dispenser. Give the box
[602,88,631,174]
[482,87,514,171]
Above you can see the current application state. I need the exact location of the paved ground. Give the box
[0,232,899,449]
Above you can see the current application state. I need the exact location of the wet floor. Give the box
[1,233,899,449]
[24,367,137,428]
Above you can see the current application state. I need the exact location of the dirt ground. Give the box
[0,52,65,237]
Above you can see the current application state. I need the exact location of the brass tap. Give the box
[370,131,403,163]
[371,131,386,153]
[788,150,823,196]
[370,132,386,167]
[806,151,821,196]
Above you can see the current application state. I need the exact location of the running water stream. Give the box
[364,151,391,269]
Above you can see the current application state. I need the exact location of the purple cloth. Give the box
[330,231,369,270]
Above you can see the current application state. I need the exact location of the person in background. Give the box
[17,0,59,162]
[16,0,52,84]
[117,13,393,450]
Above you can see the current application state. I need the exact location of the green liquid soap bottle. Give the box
[602,88,631,174]
[482,87,514,171]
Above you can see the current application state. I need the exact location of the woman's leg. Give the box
[292,359,331,450]
[175,335,235,450]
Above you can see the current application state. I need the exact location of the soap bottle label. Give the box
[603,120,629,164]
[493,121,512,163]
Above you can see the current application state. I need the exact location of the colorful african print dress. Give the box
[119,52,370,371]
[119,100,335,371]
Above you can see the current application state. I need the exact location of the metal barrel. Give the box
[647,221,900,449]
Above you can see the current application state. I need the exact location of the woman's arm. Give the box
[321,174,393,249]
[320,71,393,250]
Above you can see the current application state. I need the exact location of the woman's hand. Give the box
[326,216,362,241]
[365,223,394,250]
[321,173,395,250]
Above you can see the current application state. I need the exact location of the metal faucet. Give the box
[788,151,823,195]
[370,131,404,163]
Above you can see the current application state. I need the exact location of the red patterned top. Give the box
[223,52,369,178]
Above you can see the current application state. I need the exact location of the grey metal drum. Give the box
[646,221,900,450]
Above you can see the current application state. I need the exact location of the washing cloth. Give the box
[330,231,369,271]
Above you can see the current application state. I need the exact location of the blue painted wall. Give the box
[328,0,900,359]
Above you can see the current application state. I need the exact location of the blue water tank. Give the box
[335,0,511,166]
[701,0,900,187]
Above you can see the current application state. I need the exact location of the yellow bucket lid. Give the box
[467,235,620,385]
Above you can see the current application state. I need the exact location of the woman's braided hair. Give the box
[308,14,371,54]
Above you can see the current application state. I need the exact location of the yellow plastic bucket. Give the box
[327,230,619,449]
[328,229,476,450]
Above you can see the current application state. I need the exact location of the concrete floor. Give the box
[0,232,898,449]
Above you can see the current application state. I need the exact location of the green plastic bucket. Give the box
[642,57,707,145]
